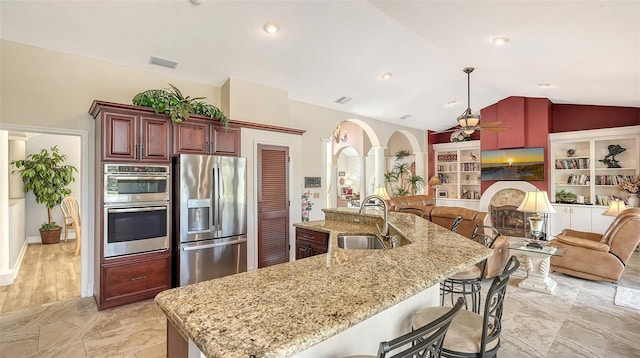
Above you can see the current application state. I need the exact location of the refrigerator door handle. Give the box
[182,238,247,251]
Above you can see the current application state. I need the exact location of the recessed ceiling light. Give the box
[149,56,178,69]
[399,115,412,120]
[491,36,510,45]
[445,101,457,107]
[335,96,352,104]
[263,23,280,34]
[380,72,393,80]
[537,83,553,88]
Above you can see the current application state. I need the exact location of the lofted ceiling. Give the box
[1,1,638,131]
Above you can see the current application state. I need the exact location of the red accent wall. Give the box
[429,97,639,198]
[552,104,640,132]
[479,97,551,193]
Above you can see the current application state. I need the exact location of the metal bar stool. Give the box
[343,298,465,358]
[440,225,502,313]
[413,256,520,358]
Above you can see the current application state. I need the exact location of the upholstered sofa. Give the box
[550,208,640,283]
[387,195,509,280]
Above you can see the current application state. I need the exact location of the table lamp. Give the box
[428,175,441,196]
[517,190,556,242]
[373,186,390,200]
[602,200,626,217]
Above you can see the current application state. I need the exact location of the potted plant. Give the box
[10,146,77,244]
[132,83,228,127]
[384,150,424,197]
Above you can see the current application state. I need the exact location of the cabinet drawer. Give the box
[103,253,170,301]
[295,228,328,246]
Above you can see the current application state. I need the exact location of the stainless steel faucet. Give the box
[359,195,389,240]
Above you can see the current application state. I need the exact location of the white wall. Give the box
[0,131,10,282]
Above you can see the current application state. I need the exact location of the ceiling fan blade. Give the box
[480,127,509,132]
[477,121,504,127]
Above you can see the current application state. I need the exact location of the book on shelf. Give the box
[555,158,590,170]
[566,173,590,185]
[594,174,633,186]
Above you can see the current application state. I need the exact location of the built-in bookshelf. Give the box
[549,126,640,207]
[433,140,481,201]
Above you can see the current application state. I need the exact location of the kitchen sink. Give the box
[337,234,385,250]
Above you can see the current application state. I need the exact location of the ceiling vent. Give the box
[149,56,178,69]
[399,114,412,120]
[334,96,352,104]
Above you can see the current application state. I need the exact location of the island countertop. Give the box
[155,208,492,358]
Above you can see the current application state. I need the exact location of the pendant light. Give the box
[457,67,481,135]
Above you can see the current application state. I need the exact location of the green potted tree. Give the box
[10,146,77,244]
[384,150,424,196]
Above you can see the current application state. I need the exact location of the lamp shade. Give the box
[428,175,441,187]
[517,191,557,213]
[602,200,627,217]
[373,186,390,200]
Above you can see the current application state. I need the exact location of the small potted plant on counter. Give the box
[10,146,77,244]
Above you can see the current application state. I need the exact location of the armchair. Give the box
[550,208,640,283]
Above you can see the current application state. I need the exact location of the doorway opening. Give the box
[0,126,89,313]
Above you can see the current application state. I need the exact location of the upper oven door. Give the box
[104,165,169,203]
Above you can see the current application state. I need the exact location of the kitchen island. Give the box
[155,208,492,357]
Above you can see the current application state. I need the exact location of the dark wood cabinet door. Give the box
[295,228,329,259]
[140,116,170,162]
[103,112,137,162]
[296,244,310,260]
[173,119,209,155]
[212,125,240,156]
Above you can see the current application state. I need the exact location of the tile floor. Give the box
[1,243,638,357]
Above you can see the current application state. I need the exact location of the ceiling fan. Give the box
[439,67,508,134]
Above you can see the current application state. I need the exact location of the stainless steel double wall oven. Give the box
[103,164,171,258]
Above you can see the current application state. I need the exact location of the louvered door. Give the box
[257,145,289,268]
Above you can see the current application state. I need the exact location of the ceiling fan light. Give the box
[463,129,476,135]
[458,115,480,128]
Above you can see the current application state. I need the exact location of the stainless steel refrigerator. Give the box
[173,154,247,286]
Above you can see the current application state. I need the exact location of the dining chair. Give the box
[60,196,81,255]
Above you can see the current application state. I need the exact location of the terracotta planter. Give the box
[40,227,62,245]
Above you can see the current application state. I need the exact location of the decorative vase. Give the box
[628,193,640,208]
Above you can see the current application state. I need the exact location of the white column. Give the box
[413,151,426,194]
[0,131,9,276]
[371,146,386,193]
[359,156,366,198]
[321,138,331,210]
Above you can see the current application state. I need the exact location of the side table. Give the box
[509,242,566,294]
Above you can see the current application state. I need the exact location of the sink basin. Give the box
[337,234,385,250]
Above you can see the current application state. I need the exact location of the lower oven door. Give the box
[104,203,170,258]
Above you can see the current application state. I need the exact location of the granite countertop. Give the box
[155,208,492,358]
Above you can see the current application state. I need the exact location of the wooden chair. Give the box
[60,196,81,255]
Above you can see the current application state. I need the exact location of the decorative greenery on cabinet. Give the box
[132,83,228,126]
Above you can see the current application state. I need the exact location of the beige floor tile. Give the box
[0,331,40,357]
[83,317,165,358]
[135,342,166,358]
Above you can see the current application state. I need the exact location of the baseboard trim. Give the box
[0,240,29,286]
[27,234,77,244]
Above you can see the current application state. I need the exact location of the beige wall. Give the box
[0,40,221,130]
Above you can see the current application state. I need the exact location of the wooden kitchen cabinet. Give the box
[173,117,240,156]
[99,250,171,310]
[99,109,171,163]
[295,228,329,259]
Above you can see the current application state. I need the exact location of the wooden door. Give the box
[257,145,289,268]
[139,115,170,163]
